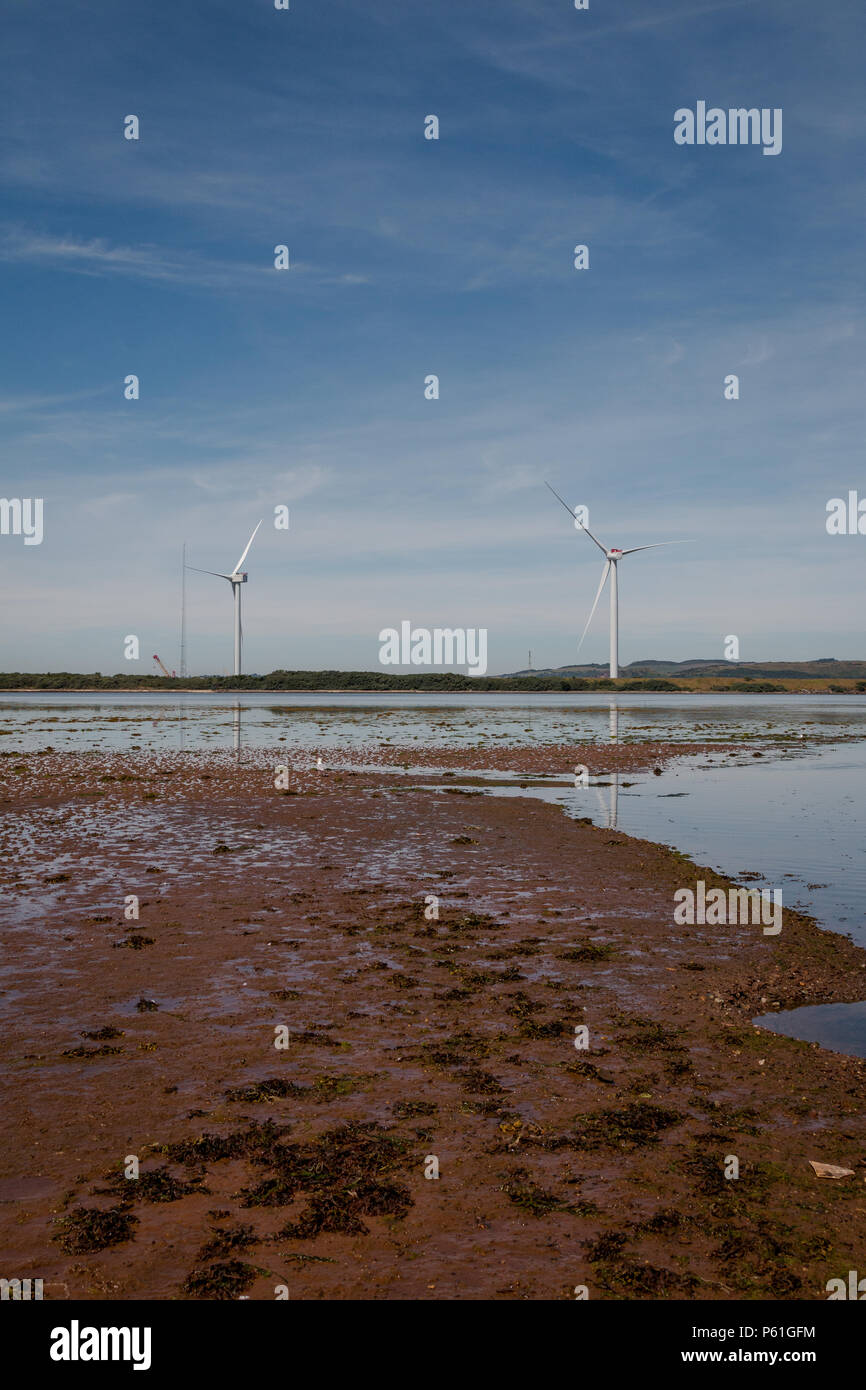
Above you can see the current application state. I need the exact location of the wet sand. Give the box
[2,742,865,1301]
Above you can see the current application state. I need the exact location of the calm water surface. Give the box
[3,689,866,752]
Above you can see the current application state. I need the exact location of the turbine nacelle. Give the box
[230,571,248,584]
[606,548,623,559]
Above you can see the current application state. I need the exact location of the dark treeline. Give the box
[0,669,669,692]
[2,670,865,693]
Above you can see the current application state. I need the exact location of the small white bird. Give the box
[316,755,324,771]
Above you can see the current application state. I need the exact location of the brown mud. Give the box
[1,742,865,1300]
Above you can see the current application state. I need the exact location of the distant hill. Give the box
[505,659,866,679]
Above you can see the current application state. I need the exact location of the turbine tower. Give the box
[187,521,263,677]
[179,541,187,678]
[546,484,691,679]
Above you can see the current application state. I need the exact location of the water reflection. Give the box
[595,772,619,829]
[609,701,619,744]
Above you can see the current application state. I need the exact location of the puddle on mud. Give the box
[752,1000,866,1061]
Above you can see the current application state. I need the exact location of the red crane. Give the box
[153,654,176,678]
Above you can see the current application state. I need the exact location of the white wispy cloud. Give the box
[0,226,268,288]
[0,226,368,293]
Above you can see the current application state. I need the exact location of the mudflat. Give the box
[2,742,865,1300]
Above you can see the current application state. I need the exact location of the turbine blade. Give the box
[576,520,610,555]
[577,559,610,650]
[233,520,263,575]
[544,482,608,554]
[186,566,233,580]
[545,480,579,518]
[619,540,695,556]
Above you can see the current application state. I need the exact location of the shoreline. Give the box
[2,741,864,1300]
[2,679,866,695]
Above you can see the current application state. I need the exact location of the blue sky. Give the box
[1,0,865,674]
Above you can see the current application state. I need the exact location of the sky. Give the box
[1,0,865,675]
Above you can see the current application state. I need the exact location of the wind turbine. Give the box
[187,521,263,677]
[546,484,691,679]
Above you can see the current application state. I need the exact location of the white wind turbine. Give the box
[546,483,692,679]
[187,521,263,677]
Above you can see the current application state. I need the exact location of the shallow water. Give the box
[3,689,866,753]
[462,746,866,948]
[752,1001,866,1061]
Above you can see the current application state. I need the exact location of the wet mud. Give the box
[1,742,865,1300]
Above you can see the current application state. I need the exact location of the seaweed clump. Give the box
[236,1120,417,1239]
[100,1165,208,1205]
[500,1167,593,1217]
[571,1102,683,1151]
[183,1260,259,1300]
[53,1205,139,1254]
